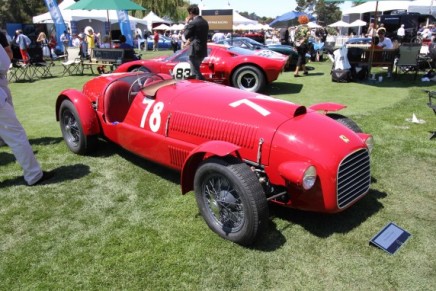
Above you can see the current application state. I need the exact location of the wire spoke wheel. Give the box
[203,173,245,232]
[194,157,268,245]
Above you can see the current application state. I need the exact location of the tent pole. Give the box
[368,1,379,75]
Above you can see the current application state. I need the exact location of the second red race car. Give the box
[114,43,288,93]
[56,72,374,245]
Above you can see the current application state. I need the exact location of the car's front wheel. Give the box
[194,157,269,245]
[327,113,362,133]
[59,100,97,155]
[231,65,266,92]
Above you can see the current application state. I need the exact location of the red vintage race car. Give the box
[56,72,374,245]
[114,43,288,93]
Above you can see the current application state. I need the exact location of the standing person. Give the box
[153,30,159,51]
[37,32,51,59]
[366,23,376,38]
[397,24,405,43]
[183,4,209,80]
[279,27,290,45]
[293,15,310,77]
[86,28,95,56]
[143,28,151,51]
[60,30,70,60]
[15,29,31,64]
[171,30,180,52]
[77,33,89,59]
[0,32,53,186]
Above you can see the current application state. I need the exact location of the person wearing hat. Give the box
[293,15,311,77]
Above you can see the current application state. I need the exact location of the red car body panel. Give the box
[56,72,372,214]
[114,44,287,87]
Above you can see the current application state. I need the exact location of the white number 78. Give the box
[140,99,164,132]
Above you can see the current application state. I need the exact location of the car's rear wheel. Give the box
[194,157,269,245]
[231,65,265,92]
[327,113,363,133]
[59,100,97,155]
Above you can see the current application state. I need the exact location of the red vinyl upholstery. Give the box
[104,81,131,123]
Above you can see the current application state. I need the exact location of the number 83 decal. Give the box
[140,99,164,132]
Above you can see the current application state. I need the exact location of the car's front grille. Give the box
[337,149,371,208]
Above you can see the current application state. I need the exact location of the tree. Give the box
[0,0,47,25]
[137,0,189,22]
[295,0,342,25]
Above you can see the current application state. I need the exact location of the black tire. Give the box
[327,113,362,133]
[231,65,266,92]
[59,100,97,155]
[194,157,269,245]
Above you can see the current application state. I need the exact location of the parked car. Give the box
[56,71,374,245]
[114,43,288,92]
[136,35,175,50]
[216,36,298,69]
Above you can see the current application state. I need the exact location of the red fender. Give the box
[180,141,241,194]
[308,102,347,113]
[55,89,100,136]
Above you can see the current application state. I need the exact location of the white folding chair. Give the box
[61,47,82,76]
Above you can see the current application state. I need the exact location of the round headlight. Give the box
[302,166,317,190]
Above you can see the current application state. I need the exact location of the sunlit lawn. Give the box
[0,49,435,290]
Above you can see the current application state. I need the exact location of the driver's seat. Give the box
[104,81,131,123]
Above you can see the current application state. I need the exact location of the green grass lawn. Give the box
[1,50,435,290]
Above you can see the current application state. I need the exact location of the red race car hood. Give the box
[159,80,307,164]
[159,80,368,168]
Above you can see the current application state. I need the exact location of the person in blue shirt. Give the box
[118,35,133,49]
[118,35,138,61]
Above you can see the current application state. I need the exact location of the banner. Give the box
[117,10,133,46]
[43,0,68,51]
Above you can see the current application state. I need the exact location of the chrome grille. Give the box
[337,149,371,208]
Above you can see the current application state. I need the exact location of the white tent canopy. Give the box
[348,19,367,27]
[408,0,436,16]
[233,11,258,25]
[32,0,147,35]
[343,1,412,15]
[308,22,322,28]
[328,20,350,27]
[153,24,171,31]
[143,11,171,30]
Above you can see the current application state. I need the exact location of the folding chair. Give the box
[29,47,53,79]
[61,47,82,76]
[394,44,422,80]
[8,60,33,82]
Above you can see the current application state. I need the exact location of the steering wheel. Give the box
[127,74,166,104]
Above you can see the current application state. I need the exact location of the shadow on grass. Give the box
[0,152,15,166]
[29,136,64,146]
[267,188,387,239]
[0,164,90,188]
[266,82,303,95]
[91,140,180,184]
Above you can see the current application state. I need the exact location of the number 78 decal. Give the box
[229,99,271,116]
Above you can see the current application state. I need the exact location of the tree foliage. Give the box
[0,0,342,28]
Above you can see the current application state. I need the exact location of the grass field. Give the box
[1,50,435,290]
